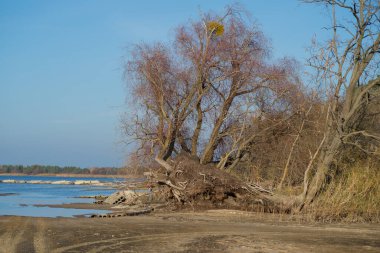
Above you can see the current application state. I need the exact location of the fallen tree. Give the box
[149,153,279,211]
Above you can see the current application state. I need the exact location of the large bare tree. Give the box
[298,0,380,209]
[123,2,380,212]
[124,7,301,170]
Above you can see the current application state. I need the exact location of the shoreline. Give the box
[0,173,146,187]
[0,173,141,179]
[33,202,115,211]
[0,178,116,187]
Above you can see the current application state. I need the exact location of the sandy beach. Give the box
[0,210,379,253]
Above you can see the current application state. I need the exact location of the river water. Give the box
[0,175,134,217]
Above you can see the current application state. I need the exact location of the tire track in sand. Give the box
[0,217,31,253]
[33,218,50,253]
[52,231,237,253]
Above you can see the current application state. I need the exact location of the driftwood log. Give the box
[91,207,154,218]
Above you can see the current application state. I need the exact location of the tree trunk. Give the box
[278,105,313,189]
[191,100,203,156]
[158,127,177,161]
[201,96,234,164]
[298,133,341,209]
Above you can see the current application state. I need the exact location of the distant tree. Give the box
[0,164,120,175]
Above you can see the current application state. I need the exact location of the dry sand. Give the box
[0,210,379,253]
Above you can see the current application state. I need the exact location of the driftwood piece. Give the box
[90,207,154,218]
[155,157,173,172]
[157,179,186,191]
[246,183,273,195]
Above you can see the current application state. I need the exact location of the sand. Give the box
[0,210,379,253]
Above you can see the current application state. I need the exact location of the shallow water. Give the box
[0,175,133,217]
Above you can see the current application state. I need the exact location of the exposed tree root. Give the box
[148,153,291,212]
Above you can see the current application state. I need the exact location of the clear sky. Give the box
[0,0,330,168]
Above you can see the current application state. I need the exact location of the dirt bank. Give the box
[0,210,379,253]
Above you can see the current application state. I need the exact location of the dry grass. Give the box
[307,160,380,223]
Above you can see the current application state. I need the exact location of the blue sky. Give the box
[0,1,330,168]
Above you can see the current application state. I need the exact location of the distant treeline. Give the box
[0,165,127,175]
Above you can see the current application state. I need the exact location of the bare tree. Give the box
[124,7,300,170]
[122,3,380,211]
[298,0,380,209]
